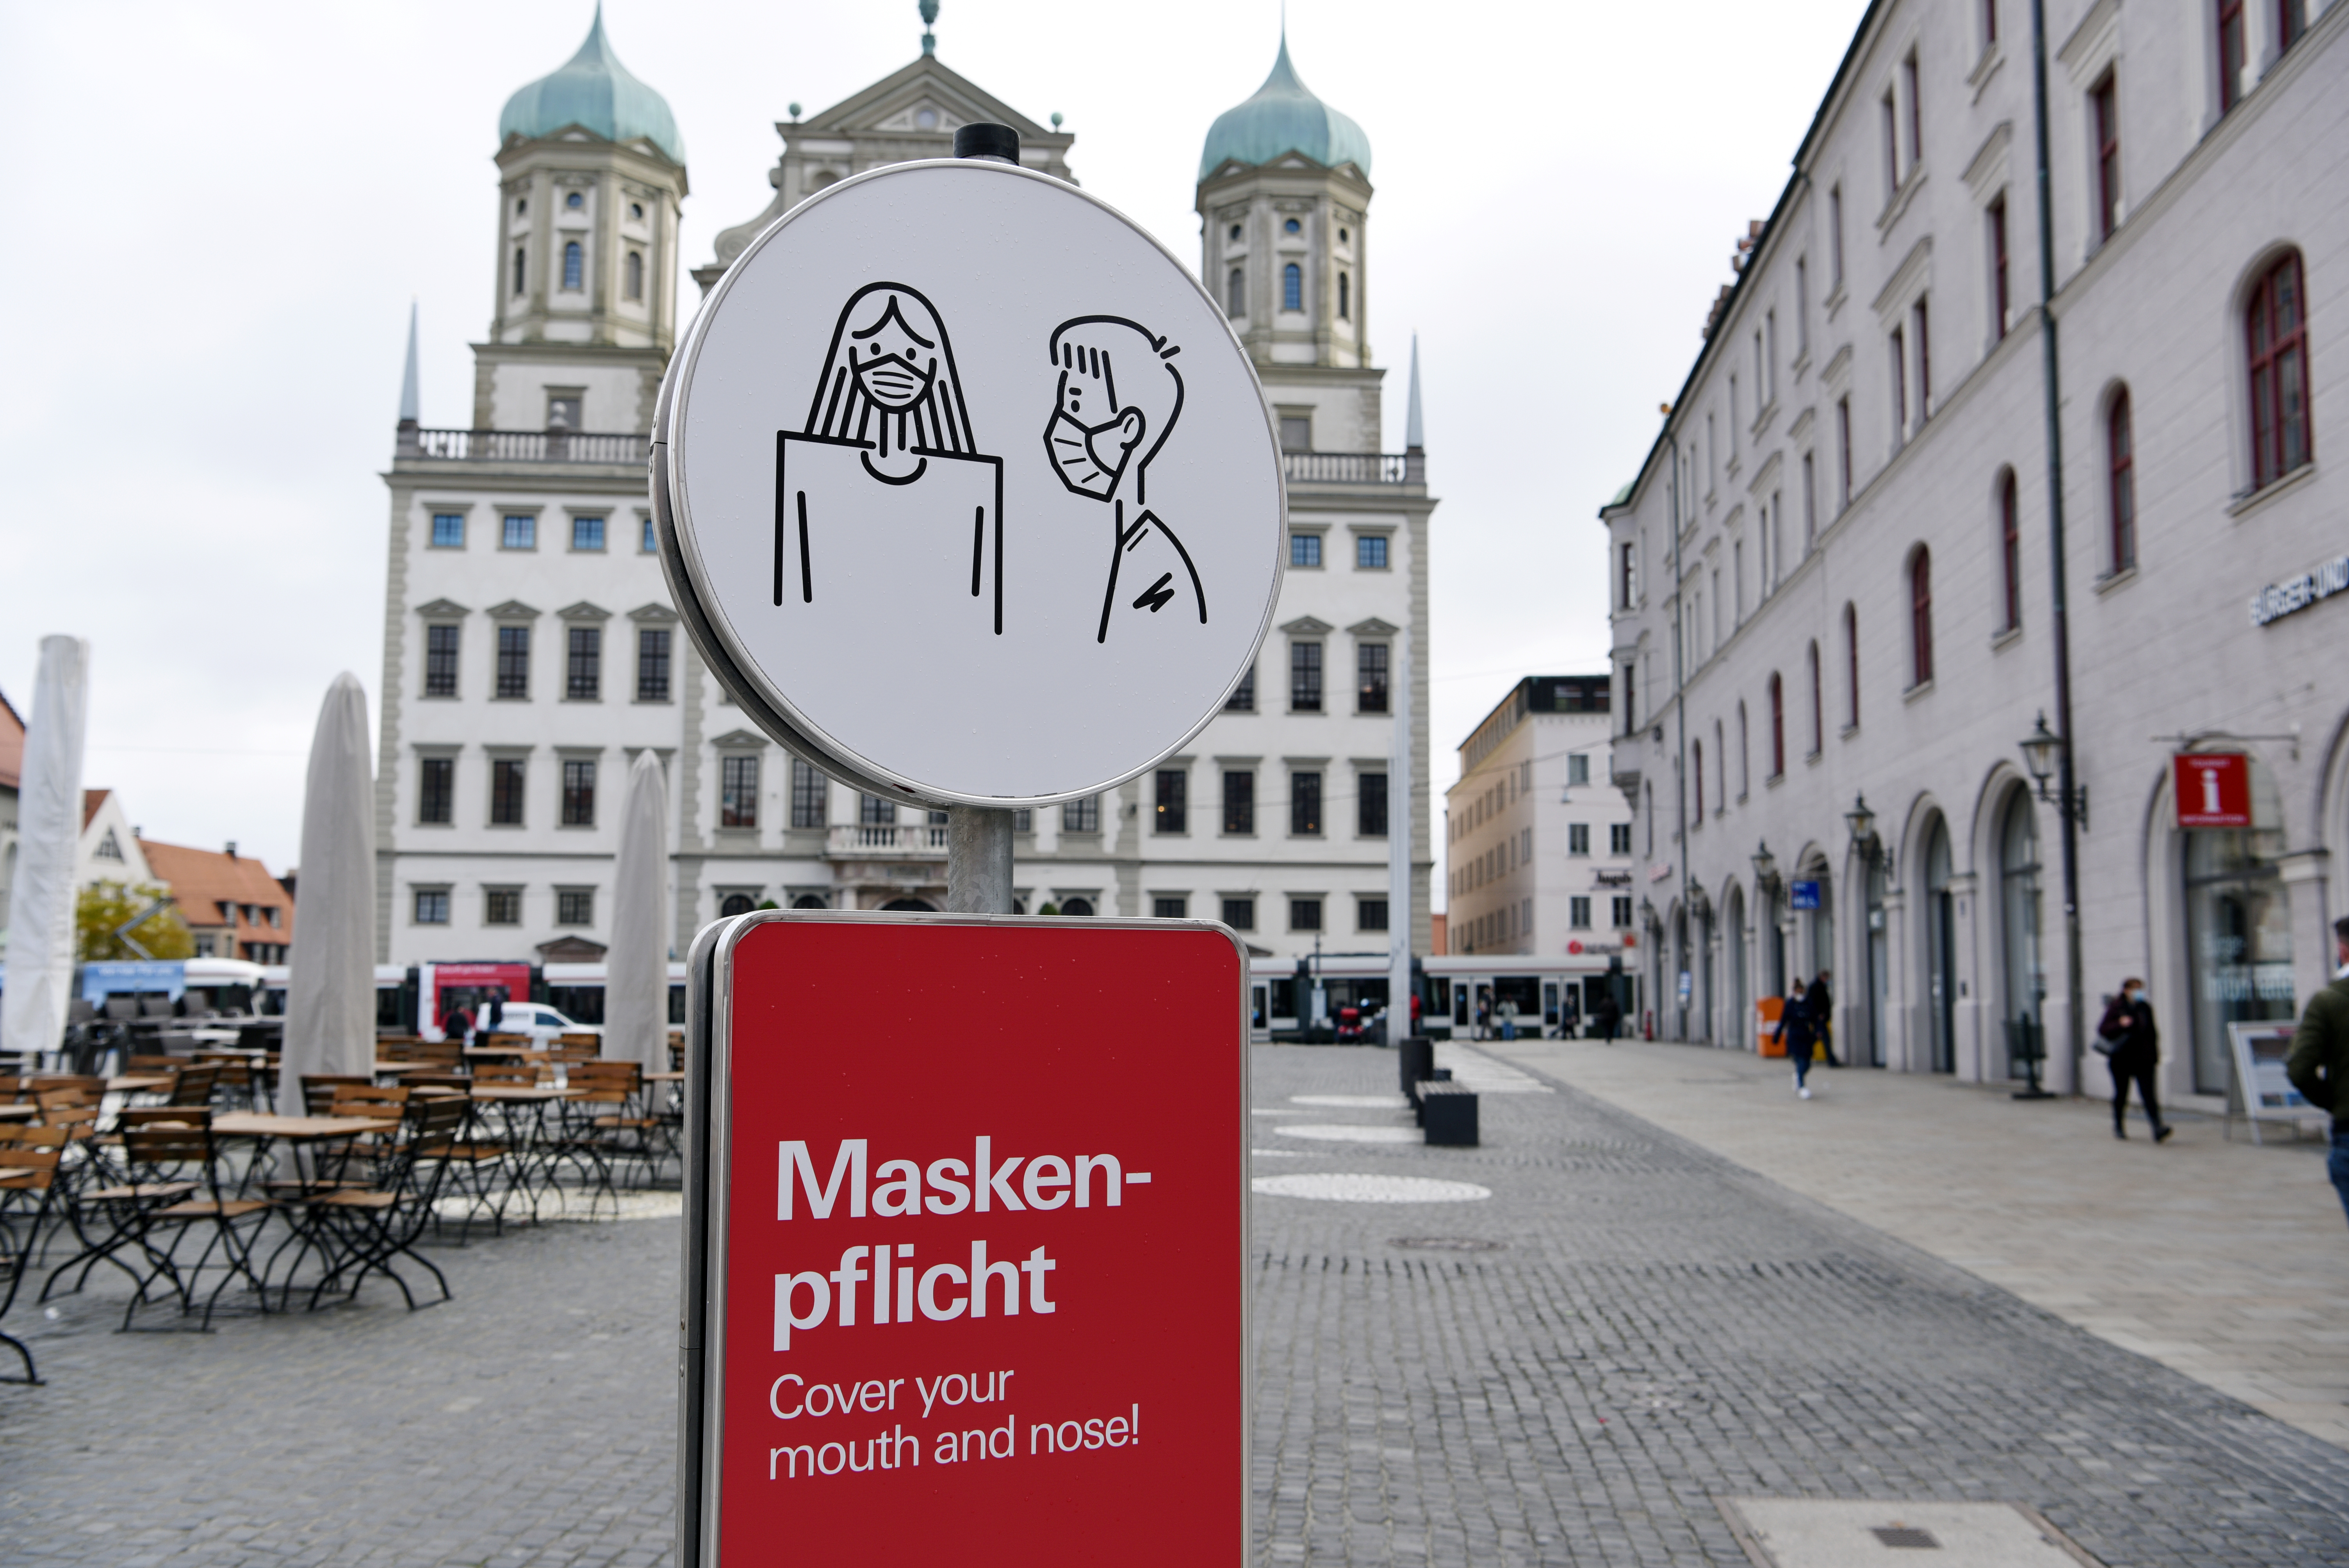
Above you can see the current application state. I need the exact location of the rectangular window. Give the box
[2247,251,2310,488]
[1837,399,1853,504]
[2092,73,2120,240]
[1356,643,1389,713]
[571,515,606,551]
[1356,534,1388,569]
[1829,185,1845,287]
[1222,770,1255,834]
[1152,896,1188,920]
[496,625,530,699]
[2218,0,2246,113]
[424,624,459,697]
[561,759,595,827]
[1154,769,1187,834]
[1358,898,1389,932]
[1881,91,1900,198]
[636,627,671,702]
[1795,257,1809,358]
[1290,533,1322,568]
[1569,822,1591,856]
[1568,754,1590,787]
[2108,401,2137,572]
[1619,541,1637,608]
[419,757,454,824]
[1014,809,1032,834]
[1914,297,1932,419]
[1358,772,1387,838]
[1280,415,1311,451]
[642,516,658,553]
[491,758,526,825]
[414,888,450,925]
[502,513,536,550]
[1290,642,1323,711]
[431,512,465,549]
[1984,0,1998,44]
[1225,664,1256,712]
[1610,822,1633,855]
[1290,771,1323,836]
[566,625,601,700]
[790,759,826,829]
[557,888,594,926]
[2281,0,2307,51]
[1570,896,1592,929]
[1904,52,1922,168]
[1611,894,1634,928]
[722,755,759,829]
[1889,326,1908,438]
[1989,196,2010,339]
[1062,795,1099,834]
[1289,897,1322,932]
[1221,896,1255,931]
[1802,453,1817,547]
[485,887,522,926]
[860,793,897,827]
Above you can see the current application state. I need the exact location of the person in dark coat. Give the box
[2286,915,2349,1226]
[1810,970,1838,1066]
[2097,976,2171,1142]
[1592,990,1621,1044]
[1777,978,1819,1098]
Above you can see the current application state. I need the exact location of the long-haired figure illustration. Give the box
[1042,315,1206,643]
[777,282,1005,631]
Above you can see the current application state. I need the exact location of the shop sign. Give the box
[2174,752,2251,829]
[2249,551,2349,627]
[1789,880,1822,910]
[678,914,1249,1565]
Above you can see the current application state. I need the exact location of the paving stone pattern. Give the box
[5,1046,2348,1566]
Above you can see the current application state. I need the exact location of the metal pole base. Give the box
[946,807,1015,915]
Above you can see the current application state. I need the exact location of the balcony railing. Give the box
[398,424,651,465]
[1282,451,1416,485]
[827,823,949,857]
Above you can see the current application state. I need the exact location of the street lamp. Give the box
[1844,793,1877,853]
[2019,710,2089,829]
[1751,841,1778,890]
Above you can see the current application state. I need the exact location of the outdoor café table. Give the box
[105,1074,175,1099]
[210,1112,397,1201]
[0,1104,38,1123]
[465,1085,584,1216]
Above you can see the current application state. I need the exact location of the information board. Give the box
[2226,1020,2315,1145]
[2175,752,2252,828]
[679,913,1250,1565]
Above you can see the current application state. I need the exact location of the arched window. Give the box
[719,893,755,918]
[1282,262,1302,312]
[1807,641,1822,754]
[512,246,525,296]
[1227,267,1244,317]
[1909,548,1934,686]
[562,240,583,290]
[1338,271,1351,321]
[791,894,827,910]
[625,249,644,301]
[1061,896,1095,918]
[1998,470,2021,629]
[1715,718,1727,810]
[2246,250,2310,490]
[1768,674,1785,777]
[2107,391,2136,570]
[1693,739,1704,819]
[1843,604,1861,727]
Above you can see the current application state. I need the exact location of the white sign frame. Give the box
[651,158,1287,809]
[2225,1019,2320,1144]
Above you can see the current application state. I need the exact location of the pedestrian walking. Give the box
[1592,989,1621,1044]
[1777,978,1819,1098]
[1811,969,1839,1067]
[2286,914,2349,1228]
[2096,977,2171,1142]
[1475,996,1490,1041]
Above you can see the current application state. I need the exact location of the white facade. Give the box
[1445,677,1634,973]
[372,27,1434,973]
[1603,0,2345,1102]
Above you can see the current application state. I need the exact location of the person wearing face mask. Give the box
[2096,976,2171,1142]
[777,283,1005,630]
[1041,315,1206,643]
[2285,914,2349,1226]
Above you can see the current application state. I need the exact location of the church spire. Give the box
[1405,333,1424,451]
[397,301,421,427]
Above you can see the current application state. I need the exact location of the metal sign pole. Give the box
[945,806,1015,913]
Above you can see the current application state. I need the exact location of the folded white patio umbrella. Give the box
[1,636,90,1062]
[606,749,670,1075]
[276,674,378,1115]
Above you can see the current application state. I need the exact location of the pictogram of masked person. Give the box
[1041,316,1207,644]
[776,283,1005,633]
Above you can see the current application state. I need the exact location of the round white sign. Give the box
[655,158,1285,807]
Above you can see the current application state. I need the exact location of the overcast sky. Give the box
[0,0,1864,902]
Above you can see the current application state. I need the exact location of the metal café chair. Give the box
[0,1126,70,1383]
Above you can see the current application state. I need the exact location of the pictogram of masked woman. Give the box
[776,283,1005,632]
[1042,316,1207,644]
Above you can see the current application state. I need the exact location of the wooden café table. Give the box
[0,1103,39,1123]
[465,1085,583,1211]
[105,1074,175,1096]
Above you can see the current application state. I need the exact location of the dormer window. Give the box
[1283,217,1301,235]
[565,191,584,210]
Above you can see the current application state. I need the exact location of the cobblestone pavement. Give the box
[7,1046,2349,1566]
[1490,1035,2349,1449]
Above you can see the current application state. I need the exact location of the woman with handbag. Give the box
[2098,978,2171,1142]
[1777,978,1820,1099]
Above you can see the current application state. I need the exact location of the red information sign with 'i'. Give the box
[693,915,1249,1565]
[2175,752,2251,828]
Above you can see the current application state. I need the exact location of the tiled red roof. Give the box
[0,690,22,791]
[139,838,297,946]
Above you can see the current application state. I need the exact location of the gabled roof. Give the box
[82,787,108,830]
[797,53,1060,143]
[139,838,296,938]
[0,688,23,791]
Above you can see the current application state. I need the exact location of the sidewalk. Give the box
[1486,1035,2349,1451]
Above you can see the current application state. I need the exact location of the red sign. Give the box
[1568,940,1583,954]
[2175,752,2251,828]
[698,916,1248,1564]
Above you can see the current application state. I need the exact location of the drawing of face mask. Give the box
[852,349,936,411]
[1044,407,1143,499]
